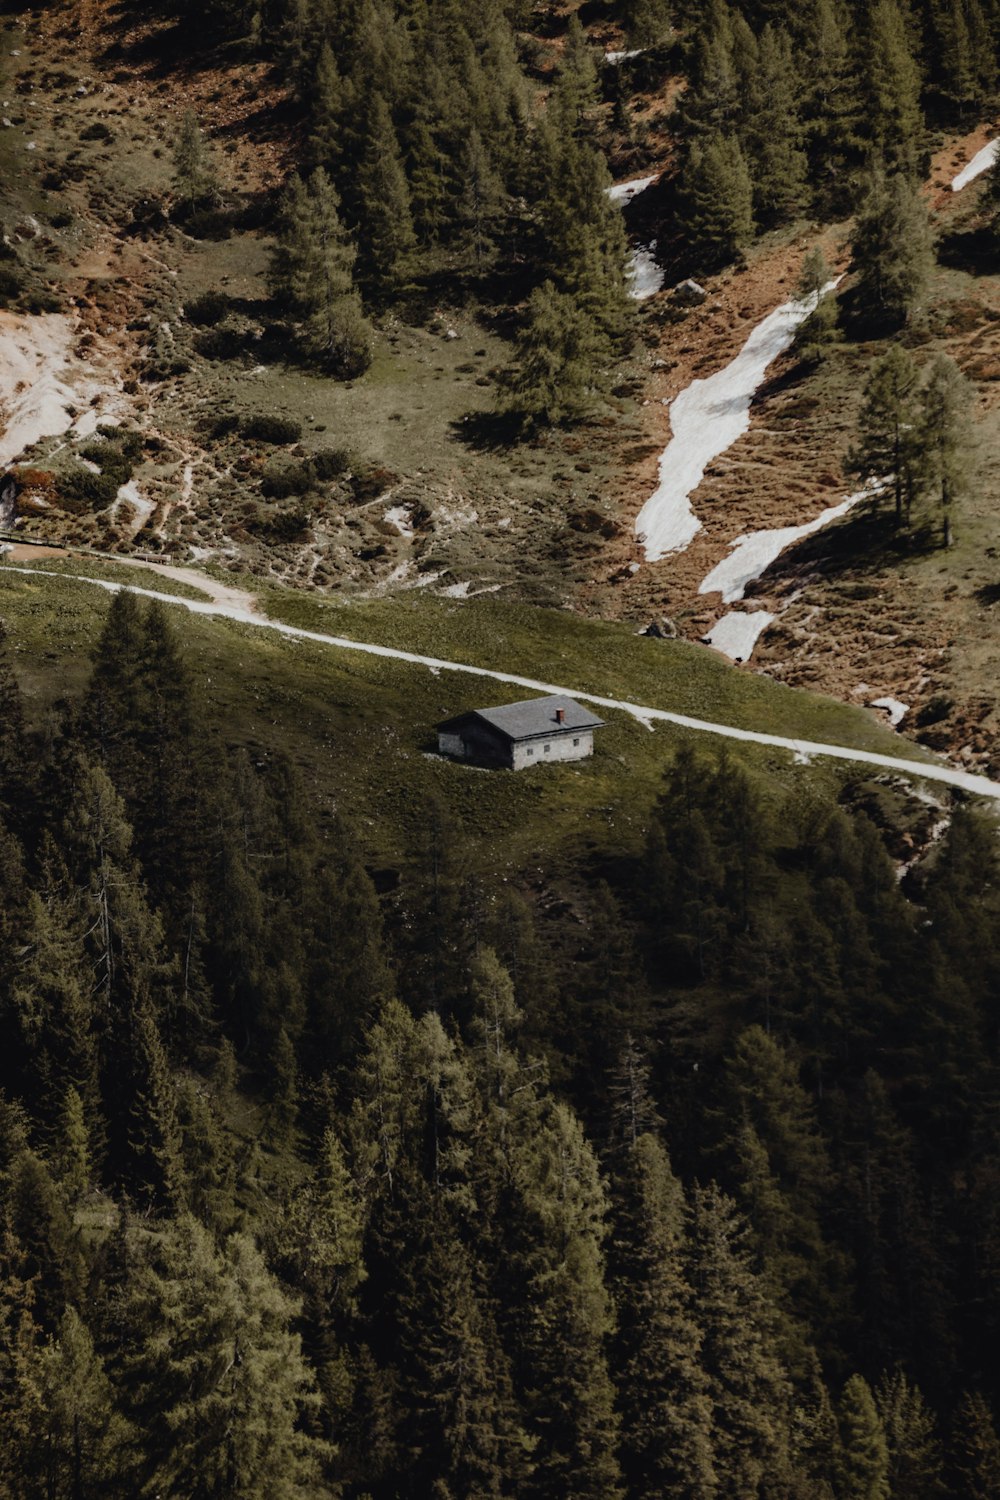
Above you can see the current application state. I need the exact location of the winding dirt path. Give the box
[5,560,1000,802]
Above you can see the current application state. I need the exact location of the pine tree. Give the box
[800,0,862,212]
[875,1369,943,1499]
[851,168,932,326]
[622,0,672,47]
[356,91,416,295]
[687,1183,793,1495]
[837,1375,890,1500]
[846,343,922,525]
[793,246,840,363]
[606,1132,715,1498]
[861,0,924,173]
[742,24,808,225]
[116,1216,330,1497]
[172,108,219,210]
[950,1392,1000,1500]
[499,1097,624,1500]
[676,133,756,270]
[0,620,29,828]
[918,353,974,548]
[14,1305,136,1499]
[269,169,372,376]
[500,279,606,428]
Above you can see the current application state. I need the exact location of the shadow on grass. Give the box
[450,410,526,451]
[937,227,998,277]
[746,505,949,594]
[974,582,1000,608]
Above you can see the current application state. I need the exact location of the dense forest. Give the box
[2,588,1000,1495]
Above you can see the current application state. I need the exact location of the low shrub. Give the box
[58,466,120,510]
[185,290,230,326]
[261,460,315,499]
[241,414,303,444]
[312,446,352,480]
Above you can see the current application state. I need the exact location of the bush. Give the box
[58,466,120,510]
[249,505,312,542]
[261,460,315,499]
[195,323,248,361]
[185,290,229,326]
[312,446,352,479]
[80,121,114,143]
[241,414,303,444]
[204,413,241,440]
[0,266,22,305]
[350,465,398,503]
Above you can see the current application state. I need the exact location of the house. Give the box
[437,694,604,770]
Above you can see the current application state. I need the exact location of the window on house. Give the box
[573,738,579,746]
[526,747,533,756]
[544,744,550,753]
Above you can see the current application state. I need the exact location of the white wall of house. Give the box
[511,729,594,770]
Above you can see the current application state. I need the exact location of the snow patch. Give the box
[635,281,841,562]
[604,49,643,64]
[384,505,414,539]
[871,696,909,728]
[628,245,665,300]
[951,139,998,192]
[702,610,775,662]
[606,174,658,205]
[698,486,870,603]
[0,310,123,467]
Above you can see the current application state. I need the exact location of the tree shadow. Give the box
[974,582,1000,608]
[450,411,525,451]
[936,227,998,278]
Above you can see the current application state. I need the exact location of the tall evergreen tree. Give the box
[918,353,974,548]
[850,168,932,326]
[846,343,922,525]
[606,1132,715,1498]
[836,1375,890,1500]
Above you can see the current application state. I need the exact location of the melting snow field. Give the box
[951,139,998,192]
[0,311,122,467]
[698,488,869,603]
[634,282,839,561]
[604,49,643,64]
[702,610,775,662]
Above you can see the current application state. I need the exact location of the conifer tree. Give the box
[356,92,416,295]
[117,1216,330,1497]
[875,1369,943,1499]
[861,0,925,173]
[836,1374,890,1500]
[0,621,29,829]
[851,168,932,326]
[793,246,840,363]
[13,1305,136,1499]
[918,353,974,548]
[499,1097,624,1499]
[950,1392,1000,1500]
[622,0,672,47]
[687,1183,793,1495]
[742,24,808,225]
[500,279,605,428]
[676,133,755,270]
[800,0,861,212]
[846,343,922,525]
[606,1132,715,1498]
[172,108,219,210]
[270,169,372,376]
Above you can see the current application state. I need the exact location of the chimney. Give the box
[555,708,565,724]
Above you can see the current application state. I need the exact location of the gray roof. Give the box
[441,695,604,743]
